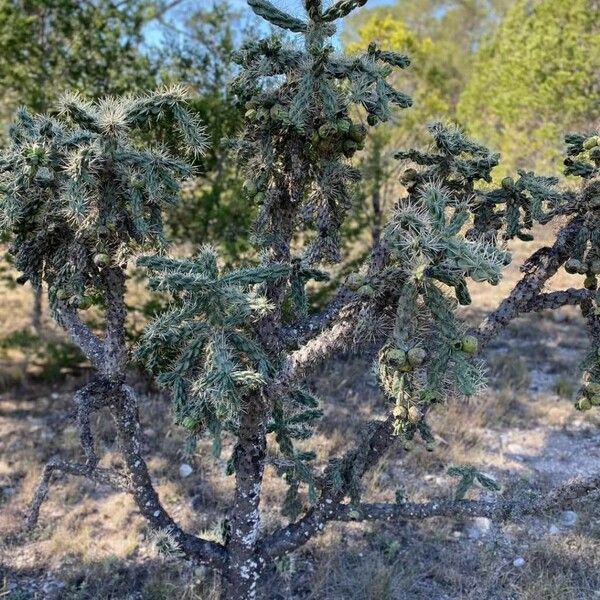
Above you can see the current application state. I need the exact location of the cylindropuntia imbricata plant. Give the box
[2,2,600,599]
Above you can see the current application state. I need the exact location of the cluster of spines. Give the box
[0,88,204,316]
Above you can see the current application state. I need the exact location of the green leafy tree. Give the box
[458,0,600,174]
[3,2,600,600]
[0,0,156,125]
[155,1,253,260]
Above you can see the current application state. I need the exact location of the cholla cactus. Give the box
[0,87,203,339]
[231,0,411,265]
[5,3,600,600]
[560,130,600,411]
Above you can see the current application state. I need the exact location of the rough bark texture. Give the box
[478,216,584,346]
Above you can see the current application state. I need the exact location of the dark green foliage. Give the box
[0,87,204,316]
[0,0,155,125]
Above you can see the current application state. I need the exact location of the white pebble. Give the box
[513,557,525,568]
[179,463,193,478]
[559,510,578,527]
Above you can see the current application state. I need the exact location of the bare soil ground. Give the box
[1,226,600,599]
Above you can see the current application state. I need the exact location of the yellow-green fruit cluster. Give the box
[392,402,422,431]
[564,257,600,286]
[583,135,599,151]
[392,404,423,425]
[399,168,419,187]
[386,346,427,372]
[242,177,267,204]
[575,381,600,411]
[310,118,367,159]
[244,100,289,126]
[581,135,600,166]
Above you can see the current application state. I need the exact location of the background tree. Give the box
[458,0,600,175]
[155,1,254,261]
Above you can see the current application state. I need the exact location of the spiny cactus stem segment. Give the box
[478,216,585,346]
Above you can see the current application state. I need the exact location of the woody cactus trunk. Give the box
[1,1,600,599]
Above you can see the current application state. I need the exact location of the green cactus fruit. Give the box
[343,140,358,157]
[392,404,408,420]
[565,258,581,274]
[461,335,479,354]
[78,296,93,310]
[575,397,592,411]
[254,192,266,204]
[242,179,258,197]
[585,382,600,395]
[407,347,427,367]
[366,114,378,127]
[501,176,515,189]
[318,123,336,138]
[584,275,598,290]
[399,168,418,185]
[590,260,600,275]
[358,284,376,298]
[93,253,110,268]
[348,124,366,143]
[583,135,599,150]
[386,348,407,365]
[245,109,257,120]
[397,361,413,372]
[407,405,421,424]
[345,272,365,291]
[56,289,69,301]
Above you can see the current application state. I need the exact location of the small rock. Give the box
[559,510,578,527]
[179,463,193,478]
[467,517,492,540]
[549,524,560,535]
[143,428,156,437]
[553,311,568,323]
[513,557,525,568]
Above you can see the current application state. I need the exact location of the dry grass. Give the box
[1,226,600,599]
